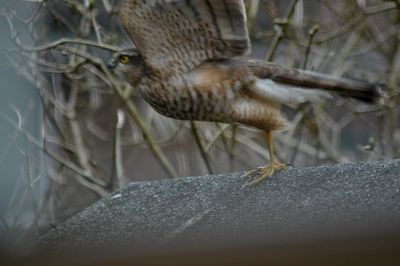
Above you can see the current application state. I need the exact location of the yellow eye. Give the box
[119,55,130,64]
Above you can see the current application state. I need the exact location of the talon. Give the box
[248,162,288,186]
[242,131,289,186]
[240,168,260,179]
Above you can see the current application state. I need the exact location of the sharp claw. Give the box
[240,168,260,179]
[248,168,274,186]
[246,162,288,186]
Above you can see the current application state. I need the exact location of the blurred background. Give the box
[0,0,399,254]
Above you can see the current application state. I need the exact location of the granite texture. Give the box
[36,159,400,255]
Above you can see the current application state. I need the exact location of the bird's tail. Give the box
[238,57,384,106]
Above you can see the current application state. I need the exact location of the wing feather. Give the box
[120,0,250,76]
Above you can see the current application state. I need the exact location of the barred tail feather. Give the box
[238,57,384,105]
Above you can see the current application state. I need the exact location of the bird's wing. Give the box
[120,0,250,76]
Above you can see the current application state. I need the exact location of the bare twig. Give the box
[1,113,109,196]
[303,24,319,69]
[13,38,119,53]
[113,109,127,187]
[191,121,213,174]
[265,0,299,61]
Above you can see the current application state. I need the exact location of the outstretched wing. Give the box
[120,0,250,76]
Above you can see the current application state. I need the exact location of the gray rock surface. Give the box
[36,159,400,256]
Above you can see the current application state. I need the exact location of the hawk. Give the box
[108,0,382,184]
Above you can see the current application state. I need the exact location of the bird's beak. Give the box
[107,58,117,69]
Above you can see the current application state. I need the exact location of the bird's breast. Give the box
[138,74,241,122]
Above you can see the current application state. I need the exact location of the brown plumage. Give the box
[109,0,383,184]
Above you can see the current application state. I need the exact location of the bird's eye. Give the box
[119,55,130,64]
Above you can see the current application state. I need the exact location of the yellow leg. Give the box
[242,131,287,185]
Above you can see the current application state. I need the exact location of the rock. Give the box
[34,159,400,265]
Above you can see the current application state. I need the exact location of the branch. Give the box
[13,38,119,53]
[191,121,213,174]
[1,113,109,196]
[265,0,299,61]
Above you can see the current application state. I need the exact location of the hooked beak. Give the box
[107,58,117,69]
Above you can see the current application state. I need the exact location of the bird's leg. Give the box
[243,131,288,185]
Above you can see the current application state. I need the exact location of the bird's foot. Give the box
[242,162,288,186]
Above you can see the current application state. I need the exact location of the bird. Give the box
[108,0,383,185]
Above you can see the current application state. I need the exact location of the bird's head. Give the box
[108,48,145,86]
